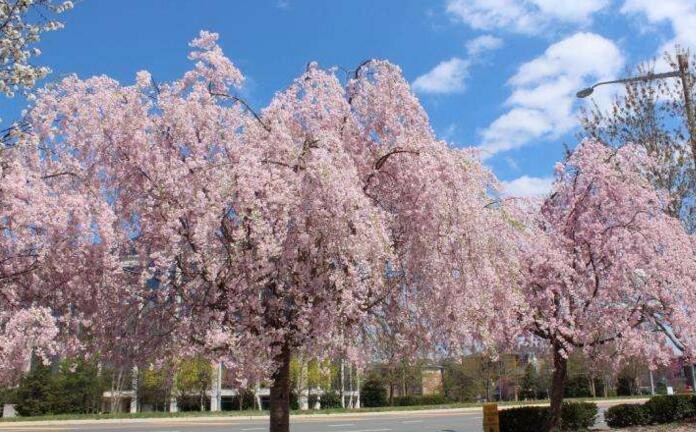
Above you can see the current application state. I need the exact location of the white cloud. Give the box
[466,35,504,56]
[621,0,696,52]
[413,57,470,94]
[478,32,624,157]
[502,175,554,196]
[446,0,609,35]
[413,36,502,96]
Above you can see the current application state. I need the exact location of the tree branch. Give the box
[207,83,271,132]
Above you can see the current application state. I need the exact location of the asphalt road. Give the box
[0,411,483,432]
[0,400,642,432]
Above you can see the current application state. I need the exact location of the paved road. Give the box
[0,411,482,432]
[0,400,644,432]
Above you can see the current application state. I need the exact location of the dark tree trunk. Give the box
[269,343,292,432]
[547,347,568,432]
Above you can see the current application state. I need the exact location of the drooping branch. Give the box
[653,314,686,352]
[260,137,319,173]
[207,82,271,132]
[363,148,419,194]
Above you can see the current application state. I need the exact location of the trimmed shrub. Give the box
[420,394,449,405]
[393,394,449,406]
[561,402,597,430]
[360,375,387,407]
[605,404,649,428]
[500,406,549,432]
[499,402,598,432]
[644,395,694,424]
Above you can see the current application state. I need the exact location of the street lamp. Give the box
[576,54,696,164]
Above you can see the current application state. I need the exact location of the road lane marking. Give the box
[241,428,266,431]
[0,429,71,431]
[343,429,391,432]
[401,420,423,423]
[329,424,356,427]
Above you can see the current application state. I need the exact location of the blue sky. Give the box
[7,0,696,195]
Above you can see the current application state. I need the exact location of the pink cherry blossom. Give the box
[15,31,518,431]
[507,139,696,431]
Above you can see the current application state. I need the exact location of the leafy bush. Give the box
[14,364,54,416]
[499,402,597,432]
[360,375,386,407]
[50,360,105,414]
[605,404,649,428]
[229,389,256,410]
[500,406,549,432]
[561,402,597,430]
[616,375,638,396]
[519,363,546,400]
[320,391,341,409]
[644,395,694,424]
[420,394,450,405]
[393,394,449,406]
[14,359,105,416]
[564,375,592,398]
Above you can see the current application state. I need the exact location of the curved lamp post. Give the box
[577,54,696,164]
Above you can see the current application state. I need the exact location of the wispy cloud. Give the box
[502,175,554,196]
[621,0,696,55]
[446,0,609,35]
[466,34,504,56]
[413,34,504,95]
[478,32,624,157]
[412,57,471,94]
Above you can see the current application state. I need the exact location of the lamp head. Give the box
[576,87,594,98]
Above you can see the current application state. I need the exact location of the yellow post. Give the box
[482,402,500,432]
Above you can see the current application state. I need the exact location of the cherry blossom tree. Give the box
[24,31,517,431]
[0,0,72,99]
[0,127,125,384]
[0,1,78,377]
[511,139,696,431]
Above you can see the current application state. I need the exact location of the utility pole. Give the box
[677,54,696,165]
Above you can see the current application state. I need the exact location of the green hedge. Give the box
[605,395,696,428]
[499,402,597,432]
[561,402,597,430]
[499,406,549,432]
[392,394,449,406]
[11,360,105,416]
[644,395,695,424]
[360,375,386,407]
[605,404,649,428]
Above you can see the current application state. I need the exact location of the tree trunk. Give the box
[269,343,292,432]
[589,376,596,398]
[603,375,609,398]
[340,360,345,408]
[547,348,568,432]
